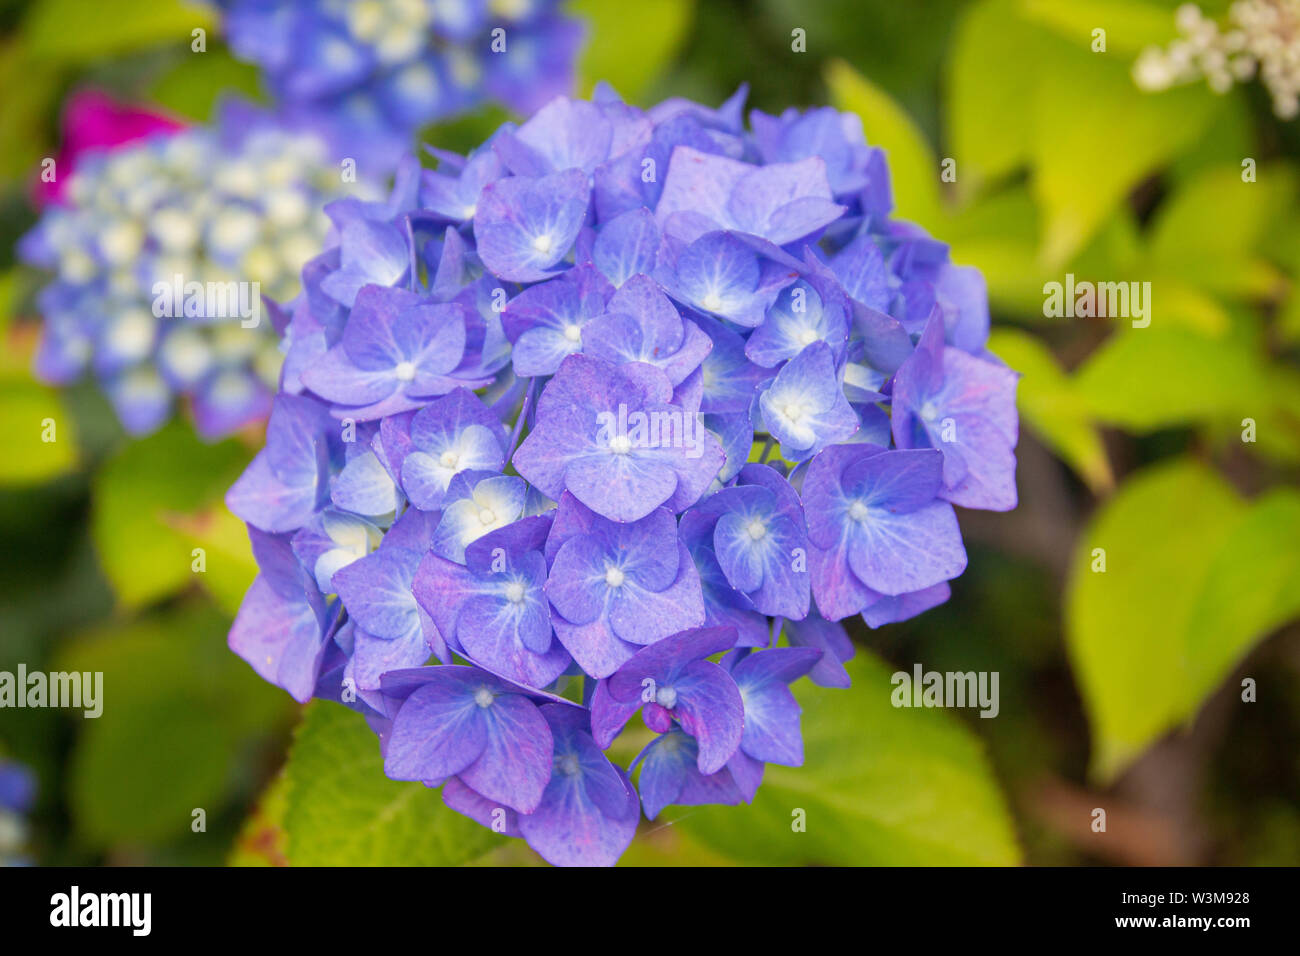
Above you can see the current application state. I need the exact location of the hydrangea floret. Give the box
[226,85,1020,866]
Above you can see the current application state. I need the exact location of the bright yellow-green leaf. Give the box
[944,0,1042,192]
[0,382,78,485]
[1067,461,1300,782]
[1019,0,1178,55]
[825,59,943,230]
[1145,164,1295,298]
[230,773,289,867]
[168,504,258,617]
[681,650,1020,865]
[1066,461,1245,781]
[1030,36,1219,266]
[282,701,502,866]
[1187,489,1300,693]
[987,329,1113,493]
[0,42,61,183]
[572,0,694,103]
[92,422,253,608]
[22,0,213,62]
[1074,326,1267,430]
[148,49,264,123]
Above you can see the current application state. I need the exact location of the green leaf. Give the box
[229,773,289,867]
[55,601,289,845]
[825,59,943,230]
[1029,32,1219,265]
[987,329,1113,493]
[1145,164,1294,298]
[1186,489,1300,693]
[0,379,79,485]
[0,42,62,184]
[21,0,213,63]
[679,650,1020,865]
[1063,460,1296,781]
[944,0,1042,191]
[91,421,252,608]
[147,49,265,123]
[572,0,694,103]
[281,701,502,866]
[169,505,258,617]
[1019,0,1179,55]
[1074,326,1268,431]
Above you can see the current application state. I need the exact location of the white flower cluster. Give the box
[1134,1,1300,119]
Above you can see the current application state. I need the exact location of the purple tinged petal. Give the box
[517,705,640,867]
[861,581,952,628]
[457,691,554,813]
[384,676,490,782]
[592,206,660,286]
[332,547,421,640]
[786,612,856,687]
[228,575,327,703]
[442,777,521,837]
[474,169,591,282]
[551,612,638,679]
[590,677,642,748]
[671,658,744,773]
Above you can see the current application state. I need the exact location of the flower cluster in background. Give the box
[0,761,36,867]
[19,101,376,439]
[32,90,185,209]
[1134,0,1300,118]
[214,0,583,171]
[225,87,1019,866]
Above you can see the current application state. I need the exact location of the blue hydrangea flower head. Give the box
[214,0,584,171]
[226,86,1020,865]
[20,101,378,438]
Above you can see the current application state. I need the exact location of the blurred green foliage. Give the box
[2,0,1298,867]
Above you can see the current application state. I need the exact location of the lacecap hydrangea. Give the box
[227,87,1020,866]
[19,102,376,439]
[214,0,583,170]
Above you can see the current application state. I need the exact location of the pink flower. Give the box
[33,90,184,207]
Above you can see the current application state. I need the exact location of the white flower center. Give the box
[394,360,416,382]
[656,686,678,709]
[478,507,497,525]
[531,233,553,254]
[440,451,459,469]
[609,434,631,455]
[797,327,820,346]
[746,519,767,541]
[702,292,723,311]
[781,401,807,424]
[920,401,939,422]
[848,500,869,522]
[604,566,626,588]
[563,323,582,342]
[473,687,494,708]
[504,581,526,604]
